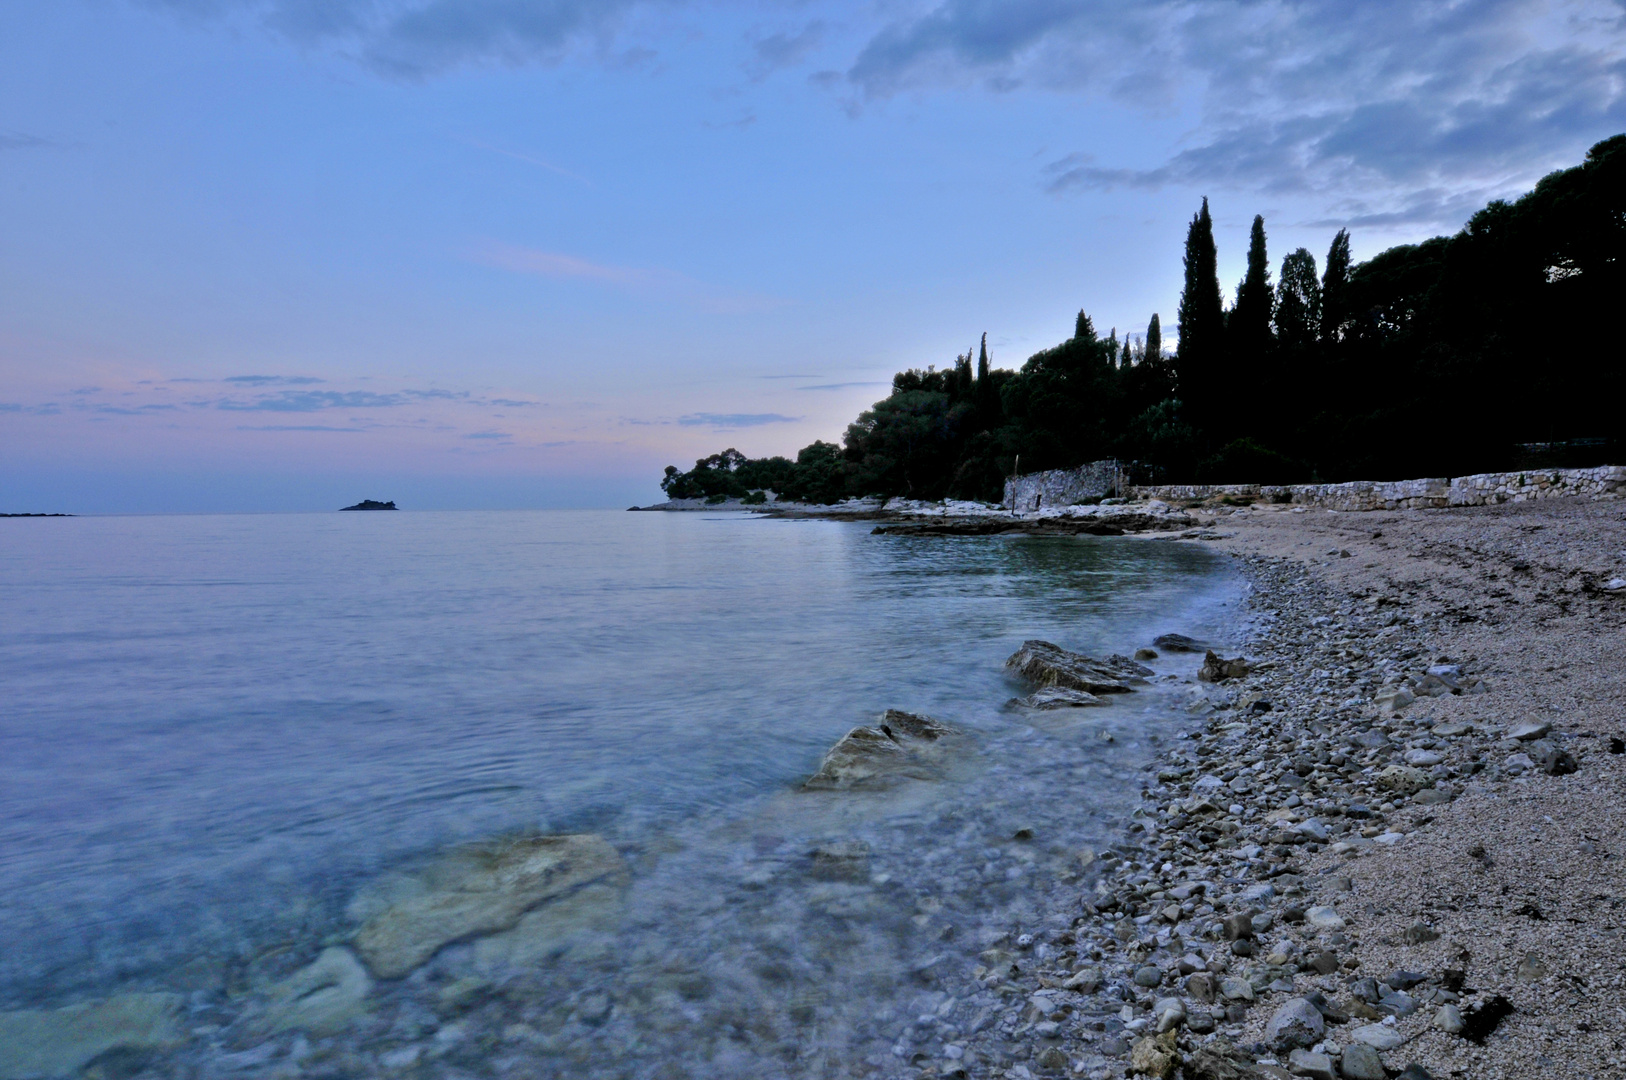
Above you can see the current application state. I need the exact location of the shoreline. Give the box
[958,496,1624,1080]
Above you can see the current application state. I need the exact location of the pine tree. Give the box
[1176,198,1225,427]
[1146,313,1162,362]
[1075,309,1091,340]
[1320,229,1351,344]
[1105,327,1119,370]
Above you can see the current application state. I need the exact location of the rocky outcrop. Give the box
[351,833,629,978]
[1198,650,1252,682]
[339,499,397,511]
[802,709,958,790]
[1005,640,1153,694]
[0,994,182,1079]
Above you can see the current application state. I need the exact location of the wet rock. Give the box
[1153,633,1205,653]
[1135,648,1159,661]
[809,840,871,880]
[1199,651,1252,683]
[0,994,182,1080]
[1266,998,1324,1052]
[261,947,372,1034]
[1005,640,1152,693]
[1009,687,1108,710]
[471,880,624,970]
[803,711,958,789]
[1128,1030,1181,1078]
[1338,1042,1385,1080]
[351,832,630,978]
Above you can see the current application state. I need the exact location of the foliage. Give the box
[659,135,1625,501]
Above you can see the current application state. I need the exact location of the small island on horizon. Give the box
[339,500,397,511]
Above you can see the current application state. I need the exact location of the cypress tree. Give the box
[1274,248,1322,353]
[1074,309,1091,340]
[1105,327,1119,370]
[976,334,990,385]
[975,333,996,421]
[1146,313,1162,362]
[1176,198,1224,428]
[1121,336,1133,367]
[1320,229,1352,344]
[1231,215,1273,355]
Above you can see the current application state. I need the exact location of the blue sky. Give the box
[3,0,1623,511]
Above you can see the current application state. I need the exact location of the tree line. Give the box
[662,135,1624,504]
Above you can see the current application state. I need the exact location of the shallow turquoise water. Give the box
[0,509,1239,1012]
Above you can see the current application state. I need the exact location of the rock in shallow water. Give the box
[802,710,958,789]
[0,994,182,1080]
[1004,640,1151,694]
[260,947,372,1034]
[351,832,629,978]
[1009,686,1108,710]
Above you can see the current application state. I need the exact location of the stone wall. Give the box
[1003,460,1125,511]
[1126,465,1626,511]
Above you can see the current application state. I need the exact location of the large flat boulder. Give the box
[0,994,182,1079]
[352,833,629,978]
[1004,640,1152,694]
[803,709,958,790]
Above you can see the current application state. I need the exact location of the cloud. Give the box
[749,21,825,79]
[236,424,367,432]
[797,381,889,391]
[223,374,326,385]
[0,402,62,415]
[144,0,657,79]
[468,240,787,313]
[0,131,51,150]
[464,429,512,439]
[213,388,463,411]
[852,0,1626,229]
[677,412,800,428]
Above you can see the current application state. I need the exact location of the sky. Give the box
[2,0,1623,512]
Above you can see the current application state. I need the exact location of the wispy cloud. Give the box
[0,131,51,151]
[236,424,366,432]
[464,429,512,440]
[677,412,800,428]
[467,240,787,314]
[797,381,888,391]
[213,388,465,412]
[224,374,326,386]
[455,135,591,183]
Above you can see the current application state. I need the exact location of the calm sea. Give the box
[0,509,1241,1071]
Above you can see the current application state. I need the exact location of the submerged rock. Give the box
[352,833,630,978]
[803,709,958,789]
[0,993,182,1079]
[1004,640,1152,694]
[1008,686,1109,710]
[260,947,372,1034]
